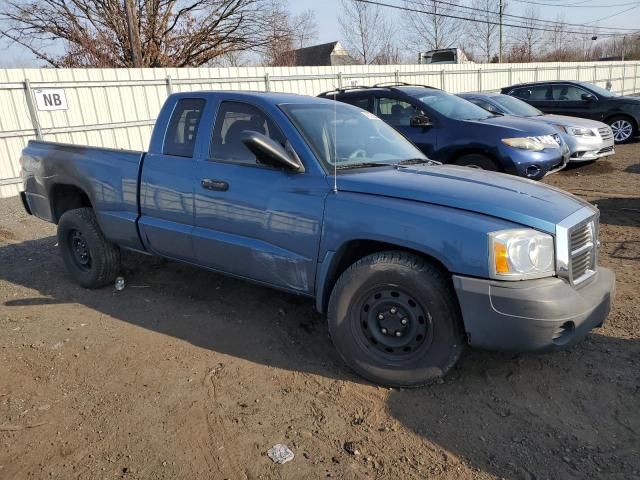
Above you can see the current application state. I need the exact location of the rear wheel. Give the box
[327,251,465,387]
[57,207,121,288]
[455,153,500,171]
[607,116,636,144]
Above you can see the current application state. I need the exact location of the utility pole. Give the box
[124,0,143,67]
[499,0,503,63]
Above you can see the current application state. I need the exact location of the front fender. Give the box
[315,191,521,313]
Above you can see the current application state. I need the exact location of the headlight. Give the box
[564,126,596,137]
[502,135,559,151]
[489,229,555,280]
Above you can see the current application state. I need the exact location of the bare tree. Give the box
[339,0,395,64]
[403,0,462,53]
[545,14,570,61]
[0,0,269,67]
[260,0,318,66]
[465,0,505,62]
[510,6,543,62]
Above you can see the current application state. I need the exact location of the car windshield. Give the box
[280,102,428,170]
[413,90,494,120]
[580,82,617,98]
[492,95,543,116]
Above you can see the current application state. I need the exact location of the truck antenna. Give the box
[333,91,338,193]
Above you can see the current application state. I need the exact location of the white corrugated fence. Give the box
[1,61,639,198]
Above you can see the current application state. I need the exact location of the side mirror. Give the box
[581,93,595,102]
[410,114,432,128]
[240,132,304,172]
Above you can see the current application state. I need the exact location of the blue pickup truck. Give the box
[19,91,615,387]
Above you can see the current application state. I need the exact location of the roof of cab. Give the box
[170,90,336,106]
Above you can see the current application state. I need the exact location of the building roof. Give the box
[287,41,357,67]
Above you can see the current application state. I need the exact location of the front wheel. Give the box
[608,116,636,144]
[57,207,121,288]
[327,251,465,387]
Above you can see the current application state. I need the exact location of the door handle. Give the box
[201,178,229,191]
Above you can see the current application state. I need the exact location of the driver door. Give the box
[374,96,438,157]
[192,100,328,294]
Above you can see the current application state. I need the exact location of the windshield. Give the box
[492,95,543,116]
[413,90,494,120]
[280,102,427,169]
[581,82,616,98]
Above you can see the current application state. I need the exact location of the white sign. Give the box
[34,89,68,111]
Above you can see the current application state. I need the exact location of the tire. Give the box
[455,153,500,171]
[327,251,465,387]
[607,115,637,144]
[57,207,121,288]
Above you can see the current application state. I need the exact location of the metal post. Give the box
[165,75,173,96]
[509,66,513,86]
[622,63,626,95]
[593,64,597,82]
[337,72,343,89]
[23,78,42,140]
[634,63,638,95]
[440,69,445,90]
[557,64,561,80]
[264,72,271,92]
[478,69,482,92]
[395,69,400,84]
[576,65,580,81]
[609,64,613,88]
[499,0,503,63]
[534,65,539,82]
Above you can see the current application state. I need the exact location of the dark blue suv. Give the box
[319,84,569,179]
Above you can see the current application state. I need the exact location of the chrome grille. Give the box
[598,126,614,145]
[569,220,596,284]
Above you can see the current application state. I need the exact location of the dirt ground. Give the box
[1,143,639,480]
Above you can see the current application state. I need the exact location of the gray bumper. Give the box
[452,268,615,351]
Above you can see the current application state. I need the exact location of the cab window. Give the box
[209,101,286,166]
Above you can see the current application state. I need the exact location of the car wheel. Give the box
[57,207,121,288]
[455,154,500,171]
[608,116,636,144]
[327,251,465,387]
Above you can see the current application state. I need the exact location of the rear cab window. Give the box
[163,98,205,157]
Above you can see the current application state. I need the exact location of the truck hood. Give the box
[334,164,590,233]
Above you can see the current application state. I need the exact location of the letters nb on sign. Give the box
[34,89,68,111]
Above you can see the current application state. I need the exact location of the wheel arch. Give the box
[604,113,638,129]
[448,148,503,171]
[49,183,93,224]
[315,239,452,314]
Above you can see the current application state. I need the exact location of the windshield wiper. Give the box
[396,158,441,166]
[335,162,395,170]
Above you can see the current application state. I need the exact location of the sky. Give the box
[2,0,638,66]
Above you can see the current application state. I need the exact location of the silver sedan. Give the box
[459,93,615,163]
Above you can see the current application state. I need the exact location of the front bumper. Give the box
[505,146,569,180]
[452,268,615,352]
[566,134,615,162]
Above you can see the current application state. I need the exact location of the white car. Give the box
[460,93,615,162]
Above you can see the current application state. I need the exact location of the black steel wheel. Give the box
[57,207,121,288]
[355,286,433,360]
[68,229,92,272]
[328,251,465,387]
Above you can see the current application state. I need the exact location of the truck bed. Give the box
[20,140,145,251]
